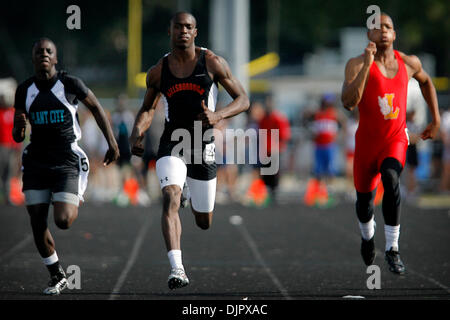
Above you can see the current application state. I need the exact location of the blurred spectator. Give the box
[80,109,119,203]
[430,130,444,184]
[242,101,267,206]
[112,94,150,206]
[304,93,344,207]
[0,92,23,205]
[440,107,450,192]
[112,94,134,167]
[405,110,420,198]
[215,118,238,204]
[258,94,291,203]
[344,109,359,200]
[246,101,265,180]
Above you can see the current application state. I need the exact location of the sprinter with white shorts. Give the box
[129,12,249,290]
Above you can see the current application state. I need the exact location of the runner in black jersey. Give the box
[129,12,249,289]
[12,38,119,295]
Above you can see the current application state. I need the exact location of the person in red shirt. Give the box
[259,94,291,202]
[341,13,440,274]
[304,94,344,207]
[0,94,22,204]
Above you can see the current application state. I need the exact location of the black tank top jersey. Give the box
[159,48,218,145]
[14,71,89,149]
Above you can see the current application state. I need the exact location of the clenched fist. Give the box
[197,100,222,127]
[364,41,377,67]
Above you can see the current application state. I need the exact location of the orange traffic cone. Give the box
[123,177,139,206]
[247,178,268,206]
[316,181,329,207]
[304,178,319,206]
[9,177,25,206]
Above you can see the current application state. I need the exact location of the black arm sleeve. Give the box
[61,73,89,101]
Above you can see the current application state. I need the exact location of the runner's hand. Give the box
[364,41,377,67]
[420,122,440,140]
[197,100,221,127]
[14,113,27,129]
[129,133,145,157]
[103,144,120,166]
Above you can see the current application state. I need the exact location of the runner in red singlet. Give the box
[341,13,440,274]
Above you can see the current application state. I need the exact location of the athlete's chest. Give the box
[374,59,399,79]
[163,66,213,99]
[28,92,67,126]
[27,82,76,127]
[168,59,198,78]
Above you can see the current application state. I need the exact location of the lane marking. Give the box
[230,215,292,300]
[342,295,365,299]
[109,214,152,300]
[0,234,33,264]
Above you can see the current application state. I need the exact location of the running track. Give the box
[0,200,449,302]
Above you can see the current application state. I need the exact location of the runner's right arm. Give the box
[129,62,162,157]
[341,42,376,110]
[12,85,27,143]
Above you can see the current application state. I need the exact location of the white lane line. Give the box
[109,215,152,300]
[0,234,33,263]
[230,215,292,300]
[396,260,450,294]
[314,215,450,295]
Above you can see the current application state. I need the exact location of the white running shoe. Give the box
[168,268,189,289]
[43,275,68,295]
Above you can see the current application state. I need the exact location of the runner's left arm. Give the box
[82,90,120,166]
[199,51,250,126]
[404,54,440,140]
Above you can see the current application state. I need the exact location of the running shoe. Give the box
[361,236,376,266]
[385,248,406,274]
[168,268,189,289]
[43,274,68,295]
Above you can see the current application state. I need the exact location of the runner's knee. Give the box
[380,158,402,193]
[194,212,212,230]
[54,206,77,230]
[356,191,374,223]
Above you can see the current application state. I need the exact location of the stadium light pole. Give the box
[267,0,280,54]
[127,0,142,98]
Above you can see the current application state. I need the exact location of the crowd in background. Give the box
[1,80,450,208]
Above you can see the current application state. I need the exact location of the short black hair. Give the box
[32,37,57,52]
[380,12,394,27]
[170,12,197,27]
[368,12,394,30]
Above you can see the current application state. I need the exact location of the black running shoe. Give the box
[385,248,406,274]
[360,236,376,266]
